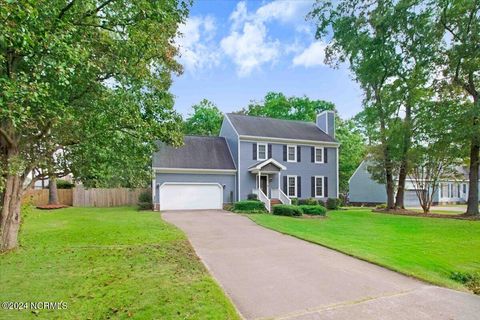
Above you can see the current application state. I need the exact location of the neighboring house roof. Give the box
[226,113,337,143]
[153,136,236,170]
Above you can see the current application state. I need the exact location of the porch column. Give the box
[257,172,260,191]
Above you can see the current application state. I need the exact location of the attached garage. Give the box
[159,183,223,210]
[152,136,237,211]
[404,190,422,207]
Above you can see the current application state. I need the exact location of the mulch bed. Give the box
[372,208,480,220]
[36,204,69,210]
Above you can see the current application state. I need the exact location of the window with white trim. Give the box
[287,145,297,162]
[315,176,324,197]
[315,147,324,163]
[287,176,297,197]
[257,143,267,160]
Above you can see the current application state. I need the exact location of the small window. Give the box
[287,176,297,197]
[315,147,324,163]
[315,176,324,197]
[257,143,267,160]
[463,184,467,193]
[287,145,297,162]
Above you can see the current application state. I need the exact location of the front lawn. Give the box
[250,208,480,292]
[0,207,239,320]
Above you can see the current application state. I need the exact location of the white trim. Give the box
[248,158,286,171]
[287,175,297,197]
[257,143,268,161]
[239,135,340,147]
[154,167,236,174]
[287,145,297,163]
[223,114,241,201]
[314,147,324,164]
[160,182,223,187]
[314,176,325,198]
[336,147,339,197]
[348,160,365,184]
[152,178,156,204]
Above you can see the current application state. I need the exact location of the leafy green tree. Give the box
[310,0,403,209]
[242,92,335,120]
[241,92,365,194]
[435,0,479,215]
[184,99,223,136]
[0,0,189,250]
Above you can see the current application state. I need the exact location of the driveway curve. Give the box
[162,210,480,320]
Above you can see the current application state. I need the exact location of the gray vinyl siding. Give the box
[349,161,387,203]
[238,140,338,200]
[219,118,239,168]
[327,112,335,138]
[155,173,236,204]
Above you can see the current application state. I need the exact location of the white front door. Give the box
[160,183,223,210]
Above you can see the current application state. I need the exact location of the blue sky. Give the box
[171,0,363,120]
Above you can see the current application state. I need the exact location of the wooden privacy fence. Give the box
[22,189,73,206]
[73,187,148,207]
[22,187,149,208]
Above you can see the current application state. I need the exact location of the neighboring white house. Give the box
[349,161,477,206]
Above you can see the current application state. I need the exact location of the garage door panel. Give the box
[160,183,222,210]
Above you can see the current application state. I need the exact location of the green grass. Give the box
[0,207,239,320]
[249,208,480,292]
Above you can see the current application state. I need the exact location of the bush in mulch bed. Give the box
[298,205,327,216]
[272,204,303,217]
[372,208,480,220]
[233,200,266,213]
[36,204,69,210]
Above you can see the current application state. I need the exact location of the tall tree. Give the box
[184,99,223,136]
[0,0,189,250]
[310,0,403,209]
[435,0,479,215]
[241,92,365,194]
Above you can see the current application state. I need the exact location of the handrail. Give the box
[257,189,271,212]
[278,188,291,205]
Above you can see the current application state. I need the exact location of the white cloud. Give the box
[221,21,280,77]
[292,42,327,68]
[221,0,310,76]
[176,16,220,73]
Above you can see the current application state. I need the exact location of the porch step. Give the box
[270,199,282,206]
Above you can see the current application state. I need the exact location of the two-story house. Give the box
[152,111,339,211]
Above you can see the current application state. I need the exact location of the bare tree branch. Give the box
[58,0,76,19]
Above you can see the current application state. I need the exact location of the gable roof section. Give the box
[226,113,337,143]
[153,136,236,170]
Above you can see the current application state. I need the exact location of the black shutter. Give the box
[283,145,287,161]
[324,148,328,163]
[297,176,301,198]
[253,143,257,160]
[283,175,287,194]
[324,177,328,198]
[268,144,272,158]
[311,147,315,162]
[297,146,301,162]
[311,176,315,197]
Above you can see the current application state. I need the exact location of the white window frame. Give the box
[314,147,324,164]
[257,143,267,161]
[287,145,297,162]
[314,176,324,198]
[287,175,297,197]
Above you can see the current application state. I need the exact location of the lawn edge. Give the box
[246,214,470,294]
[160,212,244,320]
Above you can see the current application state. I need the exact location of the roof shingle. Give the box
[153,136,236,170]
[227,113,337,143]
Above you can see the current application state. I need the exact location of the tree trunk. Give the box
[395,103,412,209]
[48,176,59,205]
[0,173,23,251]
[466,96,479,216]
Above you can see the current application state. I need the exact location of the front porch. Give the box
[248,159,291,212]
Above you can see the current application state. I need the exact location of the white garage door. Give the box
[160,183,223,210]
[405,190,421,207]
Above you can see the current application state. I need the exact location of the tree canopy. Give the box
[0,0,190,250]
[184,99,223,136]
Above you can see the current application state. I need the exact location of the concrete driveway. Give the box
[162,210,480,320]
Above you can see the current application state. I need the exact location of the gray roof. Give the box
[153,136,236,170]
[227,113,337,143]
